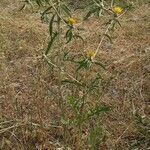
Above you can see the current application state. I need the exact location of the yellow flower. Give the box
[87,50,96,60]
[68,17,77,26]
[113,6,123,15]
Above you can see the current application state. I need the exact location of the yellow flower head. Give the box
[113,6,123,15]
[87,50,96,60]
[68,17,77,26]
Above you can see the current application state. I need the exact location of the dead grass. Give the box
[0,1,150,149]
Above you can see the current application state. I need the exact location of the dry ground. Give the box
[0,0,150,149]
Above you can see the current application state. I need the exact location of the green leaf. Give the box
[76,59,92,72]
[115,19,122,27]
[86,106,110,120]
[76,27,85,31]
[63,52,76,63]
[65,28,73,43]
[35,0,42,6]
[84,8,99,20]
[67,95,82,115]
[110,21,116,31]
[41,6,52,18]
[61,4,71,17]
[45,0,50,4]
[103,19,112,26]
[94,61,106,69]
[61,79,85,87]
[88,75,102,90]
[104,34,113,44]
[74,34,84,43]
[45,32,58,55]
[19,4,26,11]
[56,15,61,26]
[63,52,69,60]
[61,118,69,125]
[49,14,56,37]
[89,125,104,149]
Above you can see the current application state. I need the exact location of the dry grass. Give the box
[0,0,150,149]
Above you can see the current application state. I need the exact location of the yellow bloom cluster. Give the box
[87,50,96,60]
[113,6,123,15]
[68,17,77,26]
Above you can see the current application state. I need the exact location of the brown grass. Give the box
[0,0,150,149]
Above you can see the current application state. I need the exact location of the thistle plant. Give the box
[21,0,134,148]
